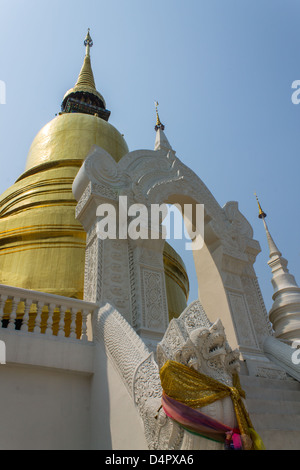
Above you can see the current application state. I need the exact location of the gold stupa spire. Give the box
[74,29,97,91]
[62,29,110,114]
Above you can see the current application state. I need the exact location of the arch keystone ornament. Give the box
[73,125,281,375]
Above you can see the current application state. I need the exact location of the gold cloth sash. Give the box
[160,360,265,450]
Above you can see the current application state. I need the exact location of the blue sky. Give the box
[0,0,300,313]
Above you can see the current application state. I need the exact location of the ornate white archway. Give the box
[73,143,273,369]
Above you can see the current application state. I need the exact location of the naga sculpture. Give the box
[133,300,265,450]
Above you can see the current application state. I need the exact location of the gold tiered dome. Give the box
[0,31,189,319]
[0,31,128,299]
[24,113,128,172]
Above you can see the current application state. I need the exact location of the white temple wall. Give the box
[90,341,148,450]
[0,364,91,450]
[0,327,147,450]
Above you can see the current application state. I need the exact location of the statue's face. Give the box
[225,347,241,375]
[157,315,240,382]
[202,320,227,363]
[180,320,227,373]
[178,345,198,371]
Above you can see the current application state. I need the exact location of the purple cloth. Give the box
[162,392,242,449]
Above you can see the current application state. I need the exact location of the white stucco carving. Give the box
[94,300,244,450]
[155,300,240,450]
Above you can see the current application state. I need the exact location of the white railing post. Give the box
[21,298,32,332]
[33,301,44,334]
[45,303,56,336]
[57,305,66,337]
[81,310,89,342]
[8,297,20,330]
[69,307,77,339]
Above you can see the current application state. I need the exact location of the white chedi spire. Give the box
[256,194,300,343]
[261,217,282,259]
[154,101,173,152]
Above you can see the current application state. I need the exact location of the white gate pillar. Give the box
[73,147,170,348]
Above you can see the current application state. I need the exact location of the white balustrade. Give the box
[0,284,97,341]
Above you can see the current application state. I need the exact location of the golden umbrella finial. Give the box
[84,28,93,56]
[254,193,267,219]
[154,101,165,131]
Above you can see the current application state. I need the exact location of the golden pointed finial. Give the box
[84,28,93,56]
[61,29,108,115]
[254,193,267,219]
[73,29,96,90]
[155,101,161,126]
[154,101,165,131]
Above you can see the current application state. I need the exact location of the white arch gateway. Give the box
[73,139,276,375]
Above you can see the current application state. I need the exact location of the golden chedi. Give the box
[0,30,188,320]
